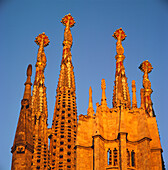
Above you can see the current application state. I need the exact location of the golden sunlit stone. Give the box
[11,18,164,170]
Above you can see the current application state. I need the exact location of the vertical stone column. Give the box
[118,133,127,170]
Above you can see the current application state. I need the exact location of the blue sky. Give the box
[0,0,168,169]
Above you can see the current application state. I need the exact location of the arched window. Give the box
[131,150,135,167]
[127,149,130,166]
[107,149,112,165]
[113,148,118,166]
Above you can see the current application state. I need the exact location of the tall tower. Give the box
[11,64,34,170]
[50,14,77,170]
[31,33,50,170]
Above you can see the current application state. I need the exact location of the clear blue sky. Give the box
[0,0,168,169]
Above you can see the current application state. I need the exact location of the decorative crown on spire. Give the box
[61,13,75,28]
[139,60,153,74]
[35,32,50,47]
[113,28,126,55]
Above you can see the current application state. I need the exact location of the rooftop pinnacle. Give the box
[101,79,107,106]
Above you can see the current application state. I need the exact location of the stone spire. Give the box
[139,60,155,117]
[57,13,76,90]
[11,65,33,170]
[50,14,77,170]
[101,79,107,106]
[87,86,94,116]
[132,80,137,109]
[112,28,131,109]
[31,33,50,169]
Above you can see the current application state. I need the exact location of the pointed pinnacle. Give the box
[88,86,93,109]
[101,79,107,106]
[23,64,32,99]
[132,80,137,108]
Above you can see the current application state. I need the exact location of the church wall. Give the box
[150,149,162,170]
[76,146,93,170]
[136,139,151,170]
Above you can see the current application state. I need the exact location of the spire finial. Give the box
[101,79,107,106]
[113,28,126,55]
[132,80,137,109]
[61,13,75,28]
[87,86,94,116]
[139,60,155,116]
[23,64,32,99]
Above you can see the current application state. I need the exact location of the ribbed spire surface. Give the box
[112,28,131,108]
[11,65,33,170]
[50,14,77,170]
[31,33,50,169]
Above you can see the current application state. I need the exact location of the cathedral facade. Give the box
[11,14,164,170]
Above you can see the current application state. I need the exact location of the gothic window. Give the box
[107,149,112,165]
[127,149,130,166]
[113,148,118,166]
[131,150,135,167]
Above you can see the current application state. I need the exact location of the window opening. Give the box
[113,148,118,166]
[107,149,112,165]
[131,150,135,167]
